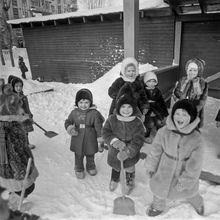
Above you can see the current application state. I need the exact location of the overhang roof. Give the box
[164,0,220,15]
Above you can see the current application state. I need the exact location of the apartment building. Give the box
[7,0,77,20]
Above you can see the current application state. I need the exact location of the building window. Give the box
[31,0,40,7]
[13,8,19,19]
[51,5,55,13]
[58,5,61,13]
[12,0,18,6]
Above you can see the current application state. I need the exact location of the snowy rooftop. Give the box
[8,1,168,25]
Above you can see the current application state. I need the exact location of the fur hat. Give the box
[171,99,197,123]
[75,88,93,106]
[121,57,138,77]
[143,71,158,84]
[185,58,205,76]
[115,83,137,115]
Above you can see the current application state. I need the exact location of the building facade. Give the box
[7,0,77,20]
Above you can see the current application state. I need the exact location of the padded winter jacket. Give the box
[65,106,104,156]
[102,114,145,171]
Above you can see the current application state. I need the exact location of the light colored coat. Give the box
[145,116,204,200]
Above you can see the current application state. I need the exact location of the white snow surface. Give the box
[1,55,220,220]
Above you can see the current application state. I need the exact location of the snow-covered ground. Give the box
[1,52,220,220]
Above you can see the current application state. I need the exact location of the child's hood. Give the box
[166,115,200,135]
[121,57,138,77]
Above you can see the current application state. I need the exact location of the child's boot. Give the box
[147,205,163,217]
[109,169,120,191]
[109,180,118,191]
[195,205,205,216]
[28,144,36,150]
[75,171,85,179]
[125,172,135,195]
[87,168,97,176]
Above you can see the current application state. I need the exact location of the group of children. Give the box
[0,55,218,217]
[64,56,212,217]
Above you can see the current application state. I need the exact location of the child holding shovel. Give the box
[9,76,35,149]
[65,88,105,179]
[102,83,145,195]
[145,99,205,216]
[0,83,39,211]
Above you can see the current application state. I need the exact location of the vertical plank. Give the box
[173,21,182,65]
[123,0,139,59]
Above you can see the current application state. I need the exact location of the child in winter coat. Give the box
[9,76,35,150]
[108,57,148,116]
[173,58,208,128]
[145,99,204,217]
[102,84,145,195]
[0,83,39,211]
[143,71,169,143]
[64,88,105,179]
[18,56,28,80]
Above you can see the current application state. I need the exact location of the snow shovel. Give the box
[113,153,136,215]
[18,158,32,211]
[33,121,58,138]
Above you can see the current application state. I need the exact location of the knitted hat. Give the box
[115,83,137,115]
[75,88,93,106]
[185,58,205,76]
[18,56,23,61]
[143,71,158,84]
[171,99,197,123]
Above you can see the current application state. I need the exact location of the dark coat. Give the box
[64,106,104,156]
[0,120,39,192]
[145,116,204,200]
[102,114,145,171]
[18,60,28,73]
[144,87,169,120]
[18,93,34,132]
[173,76,208,128]
[108,76,149,115]
[215,109,220,122]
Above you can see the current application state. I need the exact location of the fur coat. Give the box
[145,116,204,200]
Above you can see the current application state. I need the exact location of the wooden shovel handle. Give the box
[18,158,32,211]
[33,121,47,132]
[119,151,126,197]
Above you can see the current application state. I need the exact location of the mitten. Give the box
[67,125,78,136]
[117,150,129,161]
[112,140,126,151]
[97,137,104,152]
[176,182,184,192]
[142,108,149,115]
